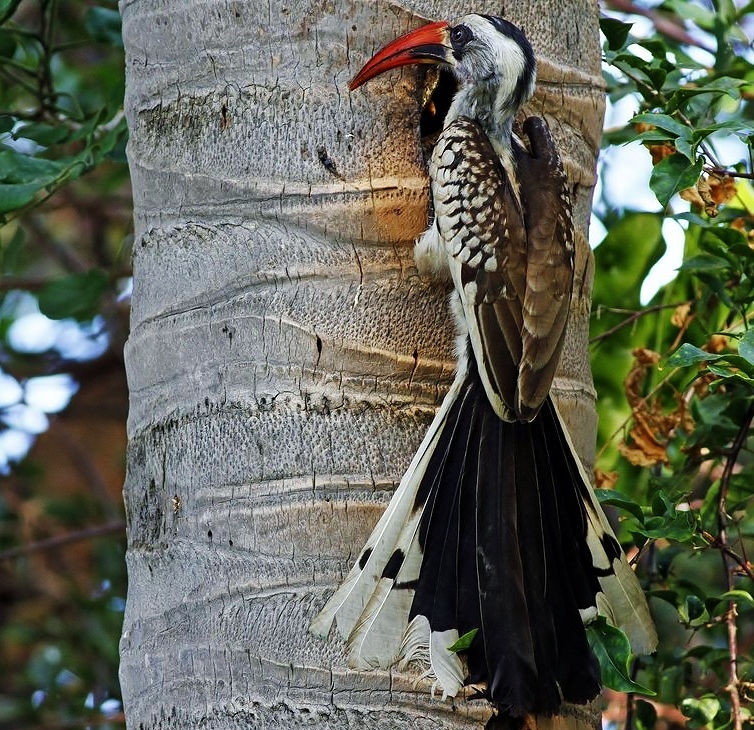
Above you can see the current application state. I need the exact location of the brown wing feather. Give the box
[429,116,574,422]
[430,117,527,420]
[515,117,575,420]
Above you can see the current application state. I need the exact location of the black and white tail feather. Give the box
[312,12,657,719]
[311,336,657,716]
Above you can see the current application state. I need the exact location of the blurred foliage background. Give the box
[592,2,754,728]
[0,0,129,728]
[0,0,752,729]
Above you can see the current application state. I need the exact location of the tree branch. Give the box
[715,400,754,730]
[0,519,125,561]
[604,0,715,53]
[706,167,754,181]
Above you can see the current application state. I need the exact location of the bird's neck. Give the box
[444,81,515,151]
[444,81,519,199]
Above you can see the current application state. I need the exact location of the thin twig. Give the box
[701,531,754,583]
[0,520,125,561]
[715,401,754,730]
[706,167,754,181]
[590,302,687,345]
[625,692,636,730]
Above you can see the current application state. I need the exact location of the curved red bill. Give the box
[349,21,451,91]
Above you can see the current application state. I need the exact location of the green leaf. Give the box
[0,115,13,134]
[666,343,717,367]
[1,225,24,273]
[0,28,16,58]
[38,269,110,321]
[644,65,667,91]
[666,78,744,113]
[85,7,123,48]
[600,17,633,50]
[647,589,680,607]
[0,0,22,24]
[657,664,684,705]
[14,122,71,146]
[678,594,709,626]
[0,149,71,214]
[663,345,754,377]
[448,628,478,653]
[673,211,711,226]
[651,490,673,517]
[703,225,748,251]
[681,696,720,729]
[712,355,754,378]
[631,113,689,139]
[0,181,49,214]
[699,480,721,533]
[739,329,754,366]
[586,617,656,695]
[677,254,730,273]
[592,212,664,309]
[673,135,693,160]
[633,129,677,144]
[636,39,669,59]
[635,700,658,730]
[649,154,703,208]
[594,488,645,521]
[637,513,696,542]
[718,589,754,607]
[691,119,752,138]
[0,148,66,184]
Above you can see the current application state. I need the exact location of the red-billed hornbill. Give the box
[311,14,657,718]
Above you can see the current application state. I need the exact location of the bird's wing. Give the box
[430,116,573,421]
[515,117,575,419]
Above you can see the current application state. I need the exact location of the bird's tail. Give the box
[310,362,656,717]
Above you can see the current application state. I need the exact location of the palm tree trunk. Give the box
[118,0,605,727]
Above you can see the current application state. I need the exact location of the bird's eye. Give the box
[449,25,472,50]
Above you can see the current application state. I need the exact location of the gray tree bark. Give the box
[118,1,605,728]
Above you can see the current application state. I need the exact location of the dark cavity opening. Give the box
[420,68,457,152]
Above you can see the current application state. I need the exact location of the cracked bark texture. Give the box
[118,1,605,728]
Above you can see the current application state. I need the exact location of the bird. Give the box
[310,14,657,719]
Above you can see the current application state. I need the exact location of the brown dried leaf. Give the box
[620,350,693,467]
[690,372,715,401]
[706,334,728,354]
[731,217,747,233]
[730,217,754,249]
[684,176,720,217]
[680,185,705,210]
[671,302,692,329]
[698,178,719,217]
[635,347,660,366]
[619,416,669,466]
[594,469,619,489]
[647,143,675,165]
[708,173,736,205]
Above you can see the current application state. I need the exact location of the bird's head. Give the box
[350,14,536,134]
